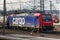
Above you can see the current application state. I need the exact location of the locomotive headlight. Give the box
[43,24,44,26]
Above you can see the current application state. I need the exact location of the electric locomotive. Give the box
[7,13,54,32]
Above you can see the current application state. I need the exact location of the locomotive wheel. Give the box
[39,26,54,32]
[27,27,33,32]
[22,27,28,31]
[33,28,38,32]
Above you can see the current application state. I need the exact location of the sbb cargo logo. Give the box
[12,18,25,25]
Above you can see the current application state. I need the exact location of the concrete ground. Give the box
[0,34,60,40]
[53,23,60,31]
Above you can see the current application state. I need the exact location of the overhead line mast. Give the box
[40,0,44,13]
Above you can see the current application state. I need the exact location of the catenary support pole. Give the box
[3,0,6,35]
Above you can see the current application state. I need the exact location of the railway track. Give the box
[0,28,60,39]
[0,28,60,35]
[0,27,60,35]
[41,31,60,35]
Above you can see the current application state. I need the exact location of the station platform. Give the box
[53,23,60,25]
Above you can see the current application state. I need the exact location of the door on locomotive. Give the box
[34,13,43,31]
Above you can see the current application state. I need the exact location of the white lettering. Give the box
[12,17,25,25]
[13,18,18,25]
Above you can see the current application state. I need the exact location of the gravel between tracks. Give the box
[0,29,60,39]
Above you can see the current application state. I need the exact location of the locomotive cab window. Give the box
[42,15,52,21]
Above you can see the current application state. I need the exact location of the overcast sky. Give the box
[0,0,60,11]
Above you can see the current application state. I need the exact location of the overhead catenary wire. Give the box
[0,0,40,10]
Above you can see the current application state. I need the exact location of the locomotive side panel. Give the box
[8,16,39,28]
